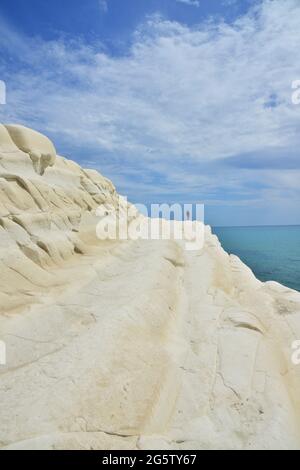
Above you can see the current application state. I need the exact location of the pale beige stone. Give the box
[0,124,300,450]
[5,124,56,175]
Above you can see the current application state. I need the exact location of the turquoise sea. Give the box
[212,226,300,292]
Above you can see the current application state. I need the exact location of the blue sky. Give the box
[0,0,300,226]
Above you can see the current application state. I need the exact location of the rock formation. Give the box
[0,124,300,450]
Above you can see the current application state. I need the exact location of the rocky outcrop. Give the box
[4,125,56,175]
[0,125,300,450]
[0,124,119,314]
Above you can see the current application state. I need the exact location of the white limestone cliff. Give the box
[0,124,300,450]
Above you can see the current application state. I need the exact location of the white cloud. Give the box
[176,0,200,7]
[0,0,300,222]
[222,0,238,5]
[99,0,108,13]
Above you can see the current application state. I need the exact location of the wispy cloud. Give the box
[0,0,300,224]
[176,0,200,7]
[99,0,108,13]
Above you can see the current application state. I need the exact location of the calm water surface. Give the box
[212,225,300,292]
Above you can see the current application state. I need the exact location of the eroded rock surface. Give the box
[0,124,300,450]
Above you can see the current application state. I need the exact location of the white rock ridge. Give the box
[4,125,56,175]
[0,124,300,450]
